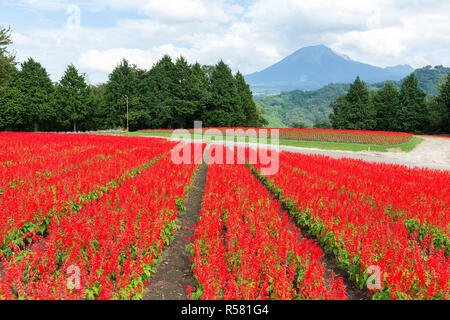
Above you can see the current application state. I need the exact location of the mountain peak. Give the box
[289,45,336,60]
[245,45,413,92]
[294,44,331,52]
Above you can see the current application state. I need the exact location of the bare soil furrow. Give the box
[142,162,208,300]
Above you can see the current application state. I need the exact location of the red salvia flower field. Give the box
[0,131,448,300]
[140,127,414,145]
[0,133,205,299]
[188,154,347,300]
[239,146,449,299]
[0,133,178,259]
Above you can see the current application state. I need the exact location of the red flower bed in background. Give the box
[139,127,413,145]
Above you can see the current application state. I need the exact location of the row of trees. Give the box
[330,74,450,134]
[2,24,448,134]
[0,58,95,132]
[100,57,267,130]
[0,27,266,132]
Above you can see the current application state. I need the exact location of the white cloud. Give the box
[242,0,450,68]
[6,0,450,83]
[78,45,196,73]
[140,0,210,21]
[10,0,71,11]
[91,0,232,22]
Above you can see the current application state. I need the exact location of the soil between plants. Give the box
[142,162,208,300]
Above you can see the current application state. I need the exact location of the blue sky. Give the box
[2,0,449,84]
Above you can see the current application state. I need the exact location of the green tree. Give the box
[188,62,209,127]
[291,120,309,128]
[101,59,143,129]
[235,71,267,127]
[55,64,93,132]
[128,109,151,131]
[201,65,215,79]
[329,77,376,130]
[0,69,26,131]
[17,58,55,131]
[329,95,350,129]
[435,74,450,133]
[93,56,268,130]
[345,77,376,130]
[373,82,400,131]
[0,26,16,91]
[142,55,177,128]
[172,60,211,128]
[427,96,445,134]
[87,83,107,129]
[171,57,200,128]
[205,60,240,127]
[313,122,332,129]
[397,74,428,133]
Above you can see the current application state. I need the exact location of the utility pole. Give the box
[125,94,129,132]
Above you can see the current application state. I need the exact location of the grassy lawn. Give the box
[106,131,423,153]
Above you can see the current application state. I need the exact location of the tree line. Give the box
[330,74,450,134]
[0,27,267,132]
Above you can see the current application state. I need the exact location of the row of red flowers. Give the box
[0,133,177,259]
[273,152,450,250]
[241,147,449,299]
[139,127,413,145]
[0,133,149,190]
[0,144,204,299]
[188,154,347,300]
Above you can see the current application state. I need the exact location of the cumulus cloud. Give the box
[6,0,71,11]
[242,0,450,68]
[78,45,196,73]
[6,0,450,83]
[91,0,233,22]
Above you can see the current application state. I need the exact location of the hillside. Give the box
[371,65,450,96]
[245,45,413,95]
[257,83,349,127]
[257,66,450,128]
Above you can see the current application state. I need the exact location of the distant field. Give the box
[118,128,421,152]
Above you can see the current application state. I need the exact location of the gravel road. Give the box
[156,135,450,171]
[278,136,450,171]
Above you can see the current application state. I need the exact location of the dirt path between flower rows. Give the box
[142,161,208,300]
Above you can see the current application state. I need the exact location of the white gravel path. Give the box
[150,135,450,171]
[278,136,450,171]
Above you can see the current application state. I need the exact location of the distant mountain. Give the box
[245,45,414,95]
[257,65,449,128]
[371,65,450,97]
